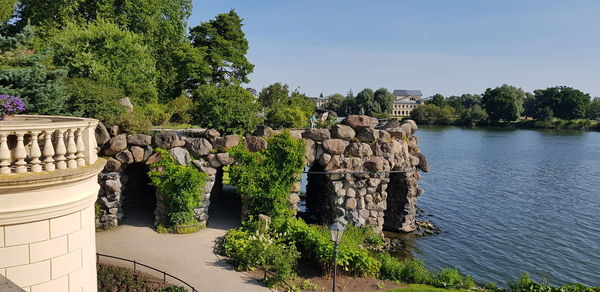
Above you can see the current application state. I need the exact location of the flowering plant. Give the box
[0,95,26,120]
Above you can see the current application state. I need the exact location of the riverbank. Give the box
[412,118,600,131]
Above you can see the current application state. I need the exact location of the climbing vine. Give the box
[228,131,305,219]
[148,148,207,228]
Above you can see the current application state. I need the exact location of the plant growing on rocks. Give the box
[148,148,207,230]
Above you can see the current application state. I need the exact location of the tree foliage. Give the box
[588,98,600,120]
[531,86,590,120]
[354,88,380,115]
[325,93,344,113]
[191,84,262,134]
[481,84,525,122]
[373,88,394,116]
[459,105,488,126]
[410,104,456,125]
[190,10,253,85]
[258,82,289,108]
[64,78,127,120]
[0,28,68,115]
[48,20,158,104]
[427,93,446,107]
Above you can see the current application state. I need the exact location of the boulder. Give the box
[288,193,301,205]
[356,128,376,143]
[301,128,330,141]
[401,119,418,134]
[203,129,220,142]
[346,142,373,158]
[324,155,342,171]
[344,198,357,209]
[115,150,134,165]
[95,122,111,145]
[154,131,185,149]
[109,125,120,136]
[343,115,373,129]
[104,134,128,156]
[304,139,316,164]
[322,139,349,155]
[364,157,386,172]
[214,135,241,150]
[127,134,152,146]
[245,136,267,152]
[206,154,222,168]
[331,124,355,141]
[186,138,213,157]
[169,147,192,165]
[104,158,122,172]
[377,130,391,140]
[130,146,145,163]
[289,130,304,140]
[192,160,217,176]
[143,146,153,161]
[386,127,408,139]
[216,152,233,165]
[145,152,161,165]
[414,152,430,172]
[383,118,401,130]
[119,97,134,112]
[253,125,275,138]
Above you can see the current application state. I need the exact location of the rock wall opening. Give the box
[122,163,156,220]
[303,164,329,224]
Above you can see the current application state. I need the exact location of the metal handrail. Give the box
[96,253,197,292]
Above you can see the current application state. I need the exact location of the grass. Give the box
[384,283,469,292]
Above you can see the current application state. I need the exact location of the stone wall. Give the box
[95,115,429,233]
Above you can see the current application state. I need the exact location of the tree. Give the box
[410,104,456,125]
[588,98,600,120]
[446,94,481,111]
[532,86,590,120]
[523,93,537,119]
[427,93,446,107]
[189,10,254,85]
[373,88,394,116]
[258,83,289,108]
[48,20,158,104]
[64,78,127,120]
[0,0,17,23]
[0,27,69,115]
[460,105,488,126]
[325,93,344,114]
[266,103,308,129]
[191,84,262,134]
[354,88,380,116]
[481,84,525,122]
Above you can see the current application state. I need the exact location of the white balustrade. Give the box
[0,115,99,175]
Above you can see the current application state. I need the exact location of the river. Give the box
[413,126,600,286]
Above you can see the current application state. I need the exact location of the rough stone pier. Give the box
[95,115,429,233]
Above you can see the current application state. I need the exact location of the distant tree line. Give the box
[410,84,600,129]
[325,88,395,117]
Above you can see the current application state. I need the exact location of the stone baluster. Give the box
[29,131,42,173]
[14,131,27,173]
[43,130,56,171]
[0,133,11,174]
[54,129,67,170]
[66,128,77,169]
[76,128,85,167]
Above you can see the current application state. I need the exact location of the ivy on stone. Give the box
[148,148,207,227]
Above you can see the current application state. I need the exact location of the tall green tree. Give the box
[410,104,456,125]
[446,94,481,111]
[190,10,254,85]
[481,84,525,122]
[427,93,446,107]
[354,88,380,116]
[0,0,17,23]
[0,26,68,115]
[48,20,158,104]
[588,98,600,120]
[325,93,344,113]
[373,88,394,116]
[191,84,262,134]
[258,82,289,108]
[532,86,590,120]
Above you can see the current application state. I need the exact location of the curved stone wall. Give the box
[95,115,429,233]
[0,160,106,292]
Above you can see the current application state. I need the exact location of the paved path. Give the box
[96,187,271,292]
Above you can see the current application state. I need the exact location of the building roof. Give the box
[393,89,423,97]
[394,100,422,104]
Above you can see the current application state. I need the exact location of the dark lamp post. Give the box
[329,222,345,292]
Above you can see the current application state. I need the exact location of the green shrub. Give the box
[148,148,207,228]
[64,78,127,121]
[106,110,153,134]
[97,264,183,292]
[160,286,188,292]
[141,102,171,126]
[229,131,305,219]
[434,268,474,289]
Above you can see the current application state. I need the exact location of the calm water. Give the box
[414,126,600,286]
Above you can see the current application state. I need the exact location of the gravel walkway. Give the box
[96,187,270,292]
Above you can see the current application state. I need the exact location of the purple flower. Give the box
[0,95,26,120]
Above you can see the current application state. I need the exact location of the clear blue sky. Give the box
[190,1,600,97]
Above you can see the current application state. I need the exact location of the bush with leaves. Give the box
[64,78,127,120]
[148,148,207,229]
[229,131,305,218]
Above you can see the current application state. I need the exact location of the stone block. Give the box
[154,131,185,149]
[169,147,192,165]
[356,128,376,142]
[302,128,330,141]
[6,260,50,287]
[127,134,152,146]
[130,146,145,162]
[322,139,349,155]
[244,136,267,152]
[104,134,127,156]
[30,236,68,263]
[51,250,81,279]
[186,138,213,157]
[5,220,49,246]
[331,124,355,141]
[343,115,373,129]
[115,150,134,165]
[50,212,80,238]
[214,135,240,150]
[31,275,68,292]
[68,229,85,252]
[0,245,29,267]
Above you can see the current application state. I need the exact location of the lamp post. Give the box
[329,221,345,292]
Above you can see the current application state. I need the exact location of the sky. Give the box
[189,1,600,98]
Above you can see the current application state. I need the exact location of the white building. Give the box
[391,89,424,117]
